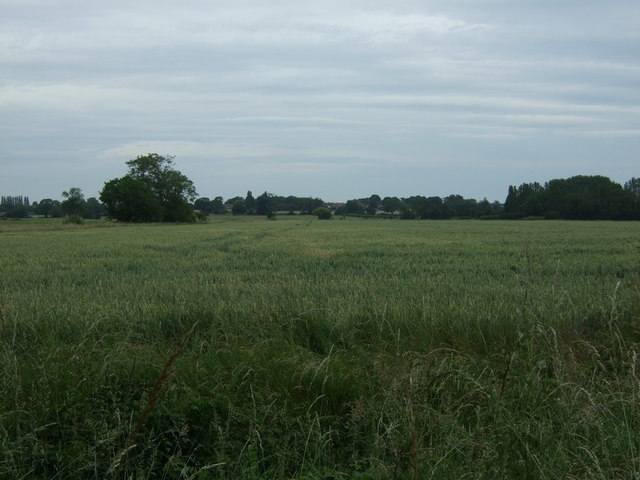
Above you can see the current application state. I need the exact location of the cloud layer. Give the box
[1,0,639,201]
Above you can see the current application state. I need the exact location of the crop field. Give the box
[1,216,640,479]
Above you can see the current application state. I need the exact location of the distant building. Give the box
[324,202,345,210]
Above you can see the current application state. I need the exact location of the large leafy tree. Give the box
[100,154,197,222]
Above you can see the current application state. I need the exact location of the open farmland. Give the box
[1,216,640,479]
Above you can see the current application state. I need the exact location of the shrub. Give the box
[63,214,84,225]
[312,207,333,220]
[399,207,416,220]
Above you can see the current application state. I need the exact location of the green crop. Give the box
[1,216,639,479]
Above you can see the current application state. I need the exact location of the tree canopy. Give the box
[61,187,85,216]
[505,175,639,220]
[100,154,197,222]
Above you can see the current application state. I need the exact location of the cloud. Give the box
[1,1,638,201]
[99,141,298,161]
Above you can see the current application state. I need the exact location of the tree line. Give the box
[1,154,638,222]
[504,176,640,220]
[0,191,105,219]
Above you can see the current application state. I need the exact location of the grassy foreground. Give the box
[1,216,640,479]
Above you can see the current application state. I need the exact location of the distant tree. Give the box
[255,192,275,216]
[476,198,502,217]
[382,196,402,215]
[504,183,544,217]
[312,207,333,220]
[624,178,640,200]
[295,197,324,215]
[334,205,347,216]
[84,197,105,219]
[444,195,478,218]
[231,199,246,215]
[273,195,295,213]
[366,194,381,215]
[50,201,63,218]
[399,205,416,219]
[1,196,29,210]
[245,191,256,214]
[503,175,637,220]
[211,196,226,215]
[0,195,33,218]
[100,154,197,222]
[61,187,86,216]
[8,204,29,218]
[477,198,493,217]
[345,199,363,214]
[194,197,213,214]
[545,176,632,220]
[403,196,428,219]
[225,196,243,206]
[624,178,640,218]
[35,199,55,218]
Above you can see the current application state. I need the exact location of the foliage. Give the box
[196,196,226,215]
[100,154,197,222]
[268,196,323,214]
[312,206,333,219]
[245,191,256,214]
[84,197,105,219]
[4,204,30,218]
[194,210,208,222]
[255,191,275,216]
[1,195,30,208]
[101,176,162,222]
[366,194,381,215]
[211,196,226,215]
[381,196,402,214]
[231,199,246,215]
[62,214,84,224]
[403,195,452,219]
[625,177,640,200]
[1,195,32,218]
[399,205,416,219]
[505,175,640,220]
[61,187,86,217]
[345,199,364,214]
[194,196,213,213]
[34,198,56,218]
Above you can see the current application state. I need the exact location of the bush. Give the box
[399,207,416,220]
[63,215,84,225]
[312,207,333,220]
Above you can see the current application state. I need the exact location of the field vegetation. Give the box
[1,216,640,479]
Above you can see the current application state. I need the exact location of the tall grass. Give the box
[1,217,639,478]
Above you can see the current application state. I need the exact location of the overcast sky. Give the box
[1,0,638,203]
